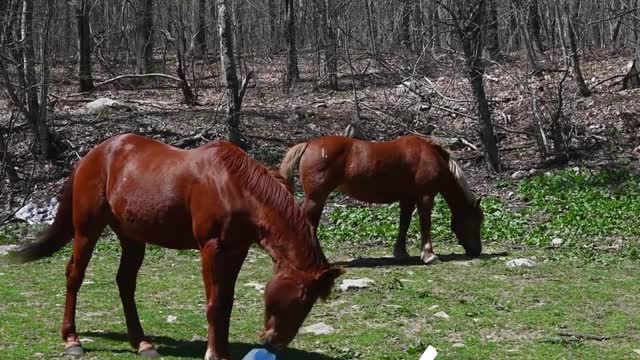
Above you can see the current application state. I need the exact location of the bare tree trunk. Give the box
[268,0,278,53]
[399,0,411,50]
[513,0,541,71]
[38,0,55,159]
[22,0,52,158]
[321,0,338,89]
[135,0,153,73]
[438,3,451,48]
[22,0,38,125]
[635,0,640,62]
[75,0,94,92]
[65,1,74,58]
[562,1,590,97]
[432,4,442,48]
[528,0,544,53]
[365,0,377,53]
[446,0,501,172]
[209,1,219,56]
[485,0,502,61]
[0,131,20,185]
[190,0,207,58]
[218,0,242,146]
[412,2,424,53]
[284,0,300,87]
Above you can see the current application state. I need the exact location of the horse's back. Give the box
[300,135,448,203]
[73,134,243,249]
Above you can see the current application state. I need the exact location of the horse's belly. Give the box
[338,181,409,203]
[114,220,198,250]
[109,201,198,250]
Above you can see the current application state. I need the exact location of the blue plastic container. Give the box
[241,348,277,360]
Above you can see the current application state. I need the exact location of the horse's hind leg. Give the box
[61,225,104,356]
[416,194,439,265]
[115,238,158,357]
[393,199,415,260]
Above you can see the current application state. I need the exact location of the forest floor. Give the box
[1,48,640,209]
[1,50,640,359]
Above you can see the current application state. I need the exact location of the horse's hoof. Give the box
[63,344,84,357]
[139,348,160,358]
[421,252,440,265]
[138,342,160,358]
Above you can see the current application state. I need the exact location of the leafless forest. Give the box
[1,0,640,220]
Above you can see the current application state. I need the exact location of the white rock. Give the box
[0,245,18,256]
[428,305,439,310]
[433,311,450,320]
[166,315,177,323]
[511,170,527,180]
[14,198,58,224]
[81,98,127,114]
[190,334,206,342]
[420,345,438,360]
[299,322,335,335]
[633,349,640,355]
[452,342,465,348]
[506,258,536,268]
[551,238,563,247]
[15,203,36,220]
[339,278,375,291]
[244,282,266,292]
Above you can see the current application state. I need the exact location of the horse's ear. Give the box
[474,196,483,209]
[314,267,345,300]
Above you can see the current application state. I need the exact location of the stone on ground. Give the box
[299,322,335,335]
[506,258,536,268]
[339,278,374,291]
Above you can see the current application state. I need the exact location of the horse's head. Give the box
[260,266,344,351]
[451,197,484,257]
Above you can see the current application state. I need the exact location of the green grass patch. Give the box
[1,168,640,359]
[1,245,639,359]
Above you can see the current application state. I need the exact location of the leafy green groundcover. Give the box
[320,168,640,262]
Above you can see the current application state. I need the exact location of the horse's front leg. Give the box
[416,194,439,264]
[302,194,328,235]
[115,239,158,357]
[200,238,248,360]
[393,199,415,260]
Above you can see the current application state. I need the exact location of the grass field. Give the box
[1,168,640,359]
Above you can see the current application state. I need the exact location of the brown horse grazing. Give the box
[11,134,344,360]
[279,135,483,264]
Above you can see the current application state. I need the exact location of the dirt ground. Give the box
[1,49,639,218]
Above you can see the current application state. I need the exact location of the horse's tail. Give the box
[279,142,309,190]
[11,168,76,263]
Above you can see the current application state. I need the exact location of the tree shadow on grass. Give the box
[83,331,343,359]
[332,252,508,268]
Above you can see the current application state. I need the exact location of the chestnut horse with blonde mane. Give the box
[12,134,343,360]
[280,135,483,264]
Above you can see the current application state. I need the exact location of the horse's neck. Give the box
[257,207,327,273]
[439,176,474,216]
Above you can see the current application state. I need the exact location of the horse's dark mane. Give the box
[215,144,328,271]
